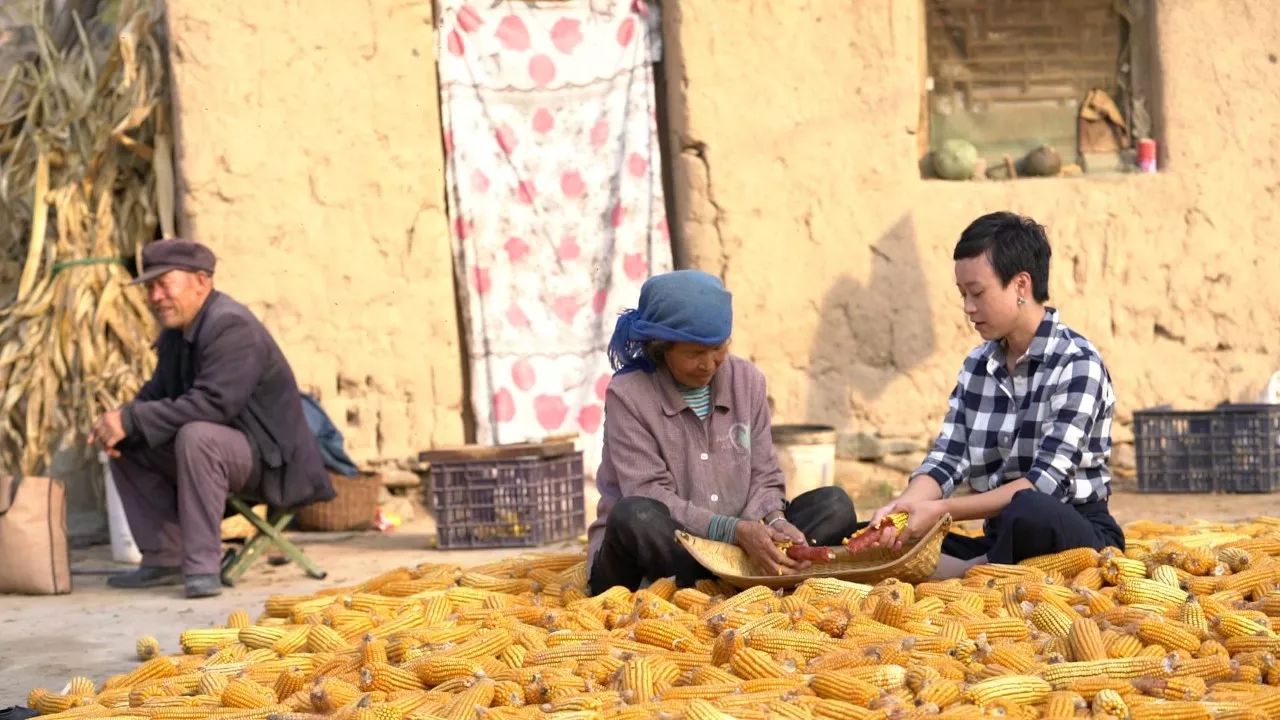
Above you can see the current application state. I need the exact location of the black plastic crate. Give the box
[427,452,585,548]
[1214,404,1280,492]
[1134,404,1280,493]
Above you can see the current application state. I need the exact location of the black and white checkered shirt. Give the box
[913,308,1116,503]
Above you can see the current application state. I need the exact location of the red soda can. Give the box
[1137,138,1157,173]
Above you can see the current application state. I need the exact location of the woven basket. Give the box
[295,472,381,531]
[676,514,952,590]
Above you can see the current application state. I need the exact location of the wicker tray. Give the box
[676,514,952,590]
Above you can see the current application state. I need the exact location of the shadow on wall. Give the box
[805,213,937,431]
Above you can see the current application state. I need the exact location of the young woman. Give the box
[587,270,860,594]
[870,212,1124,577]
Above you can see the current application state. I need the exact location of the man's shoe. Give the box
[184,574,223,599]
[106,566,183,589]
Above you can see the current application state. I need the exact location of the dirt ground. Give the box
[1,490,1275,703]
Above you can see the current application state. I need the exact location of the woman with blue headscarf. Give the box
[586,270,861,594]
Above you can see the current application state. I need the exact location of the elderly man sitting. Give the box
[89,239,333,598]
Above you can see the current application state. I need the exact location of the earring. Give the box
[1017,297,1026,307]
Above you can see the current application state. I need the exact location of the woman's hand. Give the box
[736,520,807,575]
[869,499,947,552]
[766,517,807,545]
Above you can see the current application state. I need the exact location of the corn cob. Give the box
[221,677,278,709]
[1151,564,1183,588]
[1198,702,1267,720]
[1130,700,1212,720]
[1065,676,1137,700]
[840,664,907,690]
[59,676,94,697]
[309,677,365,713]
[1223,635,1280,655]
[195,673,229,698]
[919,650,973,679]
[808,671,883,705]
[1194,637,1229,657]
[1217,565,1280,594]
[1067,618,1108,662]
[1041,656,1168,689]
[357,662,423,693]
[119,658,183,688]
[237,626,288,650]
[843,513,908,551]
[178,628,240,655]
[915,679,962,708]
[679,698,734,720]
[982,644,1041,674]
[1132,675,1207,701]
[1021,547,1099,577]
[1105,629,1146,659]
[1044,690,1087,717]
[1092,687,1130,717]
[617,656,666,704]
[675,586,716,614]
[738,675,810,695]
[1137,619,1201,653]
[656,650,714,673]
[1115,579,1190,608]
[130,634,162,662]
[630,618,698,651]
[730,647,793,680]
[266,626,309,656]
[960,617,1030,641]
[1213,612,1277,639]
[746,629,835,660]
[1030,601,1076,638]
[1101,556,1149,586]
[700,585,778,621]
[962,675,1051,705]
[809,698,888,720]
[816,610,851,639]
[1072,566,1105,591]
[658,683,738,702]
[32,693,90,715]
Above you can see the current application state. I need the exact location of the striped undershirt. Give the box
[678,383,712,420]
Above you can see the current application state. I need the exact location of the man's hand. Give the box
[735,520,807,575]
[869,498,947,552]
[89,408,126,458]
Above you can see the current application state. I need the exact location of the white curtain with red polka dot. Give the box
[439,0,672,474]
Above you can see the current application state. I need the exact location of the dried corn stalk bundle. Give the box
[0,0,173,474]
[22,518,1280,719]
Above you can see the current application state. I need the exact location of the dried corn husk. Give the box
[0,0,170,474]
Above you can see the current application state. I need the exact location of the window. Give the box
[923,0,1153,179]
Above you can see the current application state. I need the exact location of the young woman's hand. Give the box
[869,499,947,552]
[735,520,807,575]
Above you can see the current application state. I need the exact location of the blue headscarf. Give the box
[607,270,733,374]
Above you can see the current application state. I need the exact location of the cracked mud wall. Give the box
[663,0,1280,458]
[165,0,465,462]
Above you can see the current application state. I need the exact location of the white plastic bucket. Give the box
[771,424,837,499]
[101,452,142,564]
[1263,371,1280,404]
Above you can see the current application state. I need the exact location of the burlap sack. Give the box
[0,475,71,595]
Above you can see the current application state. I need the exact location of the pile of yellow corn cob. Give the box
[24,516,1280,720]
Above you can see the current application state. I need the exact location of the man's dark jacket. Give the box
[122,290,334,509]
